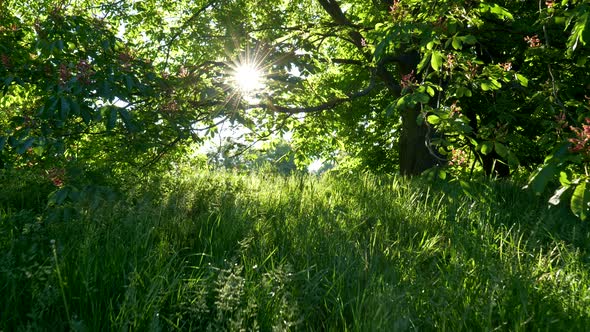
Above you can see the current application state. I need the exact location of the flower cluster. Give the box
[76,59,93,85]
[46,168,65,187]
[162,100,179,115]
[569,117,590,158]
[58,63,70,86]
[389,0,400,15]
[524,35,542,48]
[499,62,512,71]
[1,54,10,68]
[545,1,555,8]
[389,0,403,21]
[450,101,462,116]
[446,54,456,68]
[465,61,479,80]
[449,148,468,167]
[400,70,416,90]
[118,52,134,71]
[555,112,568,128]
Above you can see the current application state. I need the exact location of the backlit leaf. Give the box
[571,180,590,221]
[431,52,443,71]
[527,163,559,195]
[494,142,508,159]
[480,141,493,155]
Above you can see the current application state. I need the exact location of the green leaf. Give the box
[494,142,509,159]
[81,107,92,124]
[571,180,590,221]
[414,92,430,104]
[456,86,472,98]
[106,106,117,131]
[451,37,462,50]
[118,108,137,132]
[461,35,477,45]
[489,4,513,20]
[507,152,519,167]
[60,96,70,120]
[416,113,425,125]
[515,74,528,87]
[480,3,513,21]
[418,53,432,72]
[48,187,70,206]
[480,79,501,91]
[125,75,135,90]
[426,86,435,97]
[480,141,493,155]
[385,103,396,117]
[16,137,34,154]
[427,115,441,125]
[32,146,44,156]
[527,163,559,195]
[0,136,6,150]
[374,33,393,61]
[559,171,571,186]
[431,52,443,71]
[566,10,589,56]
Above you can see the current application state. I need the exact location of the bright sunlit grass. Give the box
[2,169,589,330]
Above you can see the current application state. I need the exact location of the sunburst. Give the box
[233,62,264,93]
[227,45,271,101]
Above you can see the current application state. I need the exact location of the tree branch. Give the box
[251,74,376,113]
[161,0,218,69]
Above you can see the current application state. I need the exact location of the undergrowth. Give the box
[1,169,589,331]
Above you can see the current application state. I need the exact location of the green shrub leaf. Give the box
[571,180,590,221]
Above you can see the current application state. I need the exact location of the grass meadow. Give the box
[1,169,589,331]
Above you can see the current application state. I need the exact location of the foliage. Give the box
[2,1,590,219]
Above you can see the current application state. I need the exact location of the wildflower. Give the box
[524,35,542,48]
[545,1,555,8]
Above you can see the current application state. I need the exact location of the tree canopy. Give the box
[1,0,590,218]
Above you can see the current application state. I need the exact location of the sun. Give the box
[233,63,264,93]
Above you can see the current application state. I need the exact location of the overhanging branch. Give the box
[251,74,376,114]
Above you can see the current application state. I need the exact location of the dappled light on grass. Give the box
[1,169,589,330]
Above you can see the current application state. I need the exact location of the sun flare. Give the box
[233,63,264,93]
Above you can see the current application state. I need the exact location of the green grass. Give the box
[1,169,589,331]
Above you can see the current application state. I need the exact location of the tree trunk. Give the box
[399,108,440,175]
